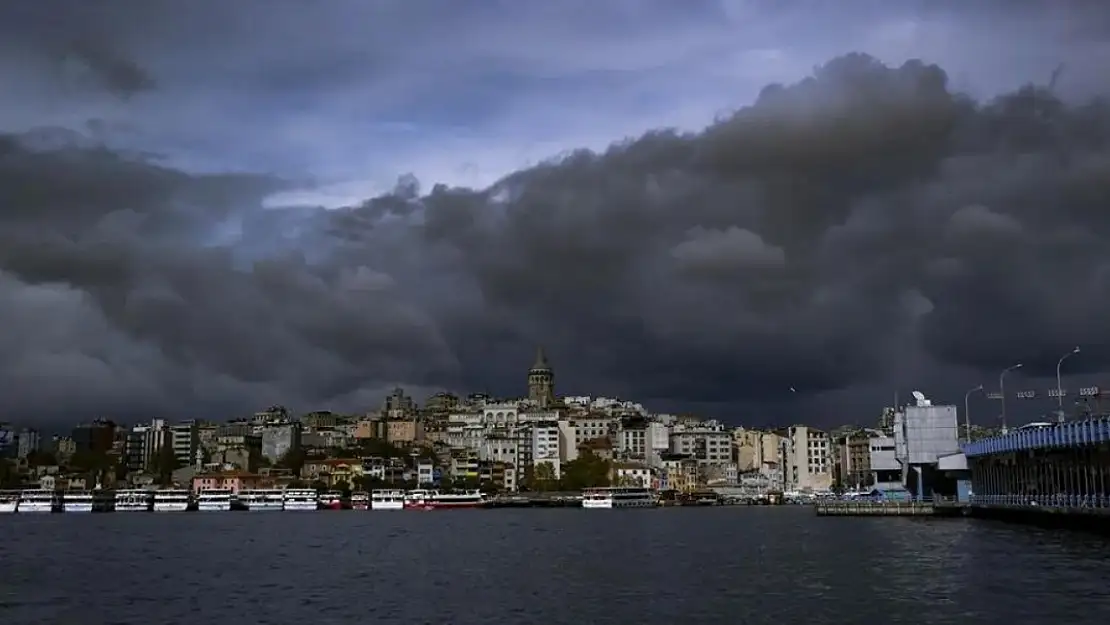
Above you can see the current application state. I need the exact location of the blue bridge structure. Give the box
[961,417,1110,518]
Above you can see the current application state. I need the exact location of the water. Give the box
[2,507,1109,624]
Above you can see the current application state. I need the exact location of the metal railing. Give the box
[970,494,1110,509]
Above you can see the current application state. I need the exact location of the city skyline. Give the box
[1,3,1110,426]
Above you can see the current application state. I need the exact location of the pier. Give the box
[815,500,937,516]
[962,416,1110,529]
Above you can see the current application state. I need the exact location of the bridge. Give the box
[961,416,1110,517]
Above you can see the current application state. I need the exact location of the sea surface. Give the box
[2,506,1109,624]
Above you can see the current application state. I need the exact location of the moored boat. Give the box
[318,491,344,510]
[196,488,232,511]
[238,489,284,511]
[351,491,369,510]
[17,489,58,513]
[371,489,405,510]
[404,489,483,510]
[114,489,152,512]
[0,490,19,513]
[281,488,318,511]
[62,489,95,513]
[152,489,190,512]
[582,487,657,509]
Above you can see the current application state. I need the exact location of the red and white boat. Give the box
[318,491,345,510]
[404,489,484,510]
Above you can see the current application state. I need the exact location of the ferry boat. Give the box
[62,490,95,513]
[318,491,345,510]
[350,491,369,510]
[196,489,233,511]
[0,490,19,513]
[371,489,405,510]
[281,489,318,511]
[404,489,484,510]
[17,489,58,513]
[581,487,657,509]
[114,489,152,512]
[237,489,283,511]
[152,489,190,512]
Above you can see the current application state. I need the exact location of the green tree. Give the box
[310,479,328,493]
[334,479,352,497]
[276,448,306,476]
[533,462,558,491]
[155,444,180,486]
[353,475,384,491]
[559,450,611,490]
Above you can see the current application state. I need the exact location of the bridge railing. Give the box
[970,494,1110,508]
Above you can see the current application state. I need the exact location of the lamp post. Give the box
[999,363,1023,434]
[1056,346,1080,422]
[964,385,983,443]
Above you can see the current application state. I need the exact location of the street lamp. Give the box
[999,363,1023,434]
[1056,347,1080,421]
[964,385,983,443]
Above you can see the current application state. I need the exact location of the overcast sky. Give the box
[1,0,1109,428]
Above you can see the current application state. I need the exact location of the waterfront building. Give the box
[782,426,833,492]
[892,392,961,498]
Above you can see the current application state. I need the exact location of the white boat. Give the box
[582,487,657,509]
[114,489,152,512]
[18,489,57,513]
[281,489,318,511]
[152,489,190,512]
[371,489,405,510]
[239,489,284,511]
[0,490,19,513]
[196,488,232,511]
[62,490,95,513]
[404,489,483,510]
[351,491,369,510]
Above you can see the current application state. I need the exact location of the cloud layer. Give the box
[2,2,1109,426]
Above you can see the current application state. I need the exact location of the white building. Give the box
[531,423,561,479]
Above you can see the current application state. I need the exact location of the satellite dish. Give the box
[911,390,926,401]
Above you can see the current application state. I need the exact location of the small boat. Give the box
[196,488,233,511]
[318,491,344,510]
[404,489,484,510]
[62,490,95,513]
[17,489,58,513]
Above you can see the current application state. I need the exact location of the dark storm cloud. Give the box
[2,2,1110,426]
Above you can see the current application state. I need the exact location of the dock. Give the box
[815,500,941,516]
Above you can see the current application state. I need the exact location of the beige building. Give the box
[785,425,833,492]
[385,420,424,445]
[732,428,786,473]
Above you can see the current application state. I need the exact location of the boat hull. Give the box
[319,501,342,511]
[371,501,404,510]
[197,503,231,511]
[152,503,189,512]
[244,503,284,511]
[63,503,94,513]
[0,502,18,513]
[282,502,318,511]
[114,504,149,512]
[18,503,53,513]
[404,500,483,510]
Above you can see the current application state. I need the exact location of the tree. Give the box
[310,479,328,493]
[276,448,306,476]
[559,450,611,491]
[334,479,352,497]
[155,444,180,486]
[353,475,384,491]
